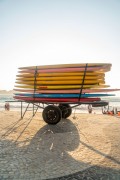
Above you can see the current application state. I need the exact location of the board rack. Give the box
[12,63,111,124]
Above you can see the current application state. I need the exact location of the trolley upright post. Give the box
[78,63,88,101]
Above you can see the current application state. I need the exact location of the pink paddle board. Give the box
[13,88,120,94]
[14,96,101,103]
[18,65,110,74]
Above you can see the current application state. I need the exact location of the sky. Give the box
[0,0,120,92]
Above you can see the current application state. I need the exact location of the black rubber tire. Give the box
[58,104,72,118]
[42,105,62,124]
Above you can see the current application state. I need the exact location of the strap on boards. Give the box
[33,66,38,97]
[78,63,88,101]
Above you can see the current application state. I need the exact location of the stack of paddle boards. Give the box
[14,63,118,103]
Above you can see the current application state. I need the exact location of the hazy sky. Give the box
[0,0,120,90]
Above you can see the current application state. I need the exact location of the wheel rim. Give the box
[46,109,58,121]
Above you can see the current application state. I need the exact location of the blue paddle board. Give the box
[15,93,115,98]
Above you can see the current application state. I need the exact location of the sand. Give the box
[0,110,120,179]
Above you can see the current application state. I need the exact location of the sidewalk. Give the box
[0,111,120,179]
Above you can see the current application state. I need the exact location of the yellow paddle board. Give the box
[16,79,105,85]
[16,71,105,78]
[15,84,109,90]
[16,75,105,81]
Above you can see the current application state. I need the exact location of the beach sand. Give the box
[0,110,120,179]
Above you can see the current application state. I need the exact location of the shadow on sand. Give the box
[0,117,120,180]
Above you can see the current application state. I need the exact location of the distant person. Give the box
[102,106,107,114]
[102,106,114,115]
[88,104,92,114]
[5,103,10,111]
